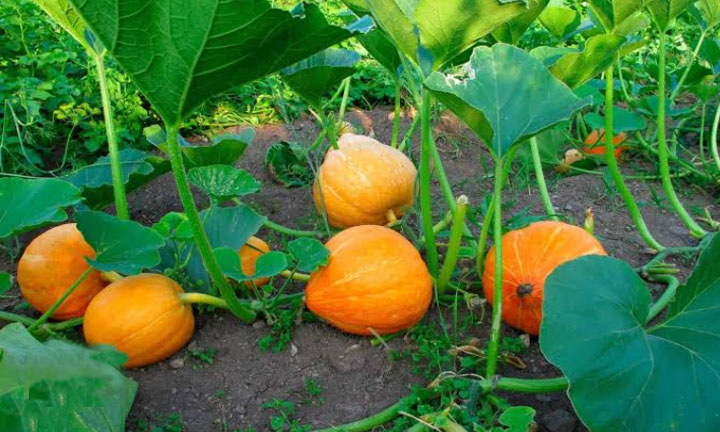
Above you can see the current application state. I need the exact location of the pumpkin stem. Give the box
[101,271,123,283]
[385,209,398,225]
[516,284,534,297]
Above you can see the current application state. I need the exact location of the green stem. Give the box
[165,124,256,323]
[94,54,129,220]
[646,275,680,323]
[475,149,516,278]
[279,270,310,282]
[0,311,83,332]
[712,97,720,173]
[437,196,468,296]
[530,136,558,221]
[699,104,707,164]
[311,394,419,432]
[397,114,419,153]
[336,77,352,127]
[323,110,339,150]
[0,311,38,326]
[391,79,402,148]
[179,292,228,309]
[479,376,569,394]
[420,89,438,276]
[418,209,454,246]
[263,220,321,238]
[657,32,707,238]
[604,67,665,252]
[486,155,506,378]
[27,268,92,332]
[669,29,707,103]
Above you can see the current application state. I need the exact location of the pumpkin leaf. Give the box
[32,0,94,52]
[151,212,193,241]
[0,272,12,295]
[363,0,528,70]
[585,106,646,133]
[0,178,82,239]
[146,126,254,168]
[0,323,136,432]
[280,48,361,108]
[699,0,720,28]
[64,149,170,210]
[541,235,720,431]
[539,4,582,39]
[425,44,591,157]
[215,248,288,282]
[264,141,314,188]
[189,165,261,205]
[647,0,696,30]
[287,238,330,272]
[75,211,165,275]
[549,34,626,89]
[493,0,550,45]
[357,27,404,77]
[68,0,373,124]
[497,406,536,432]
[587,0,649,32]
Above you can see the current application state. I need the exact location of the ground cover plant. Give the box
[1,0,720,430]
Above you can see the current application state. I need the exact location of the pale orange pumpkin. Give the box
[239,236,271,287]
[482,221,607,335]
[313,133,417,228]
[83,273,194,368]
[17,223,106,319]
[306,225,432,335]
[583,130,628,158]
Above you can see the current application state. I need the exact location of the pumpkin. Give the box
[313,133,417,228]
[583,130,628,158]
[306,225,432,335]
[83,273,194,368]
[17,223,106,319]
[482,221,607,335]
[239,236,271,287]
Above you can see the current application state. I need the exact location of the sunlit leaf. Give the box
[281,48,361,108]
[0,323,136,432]
[550,34,626,89]
[494,0,551,44]
[68,0,373,123]
[189,165,260,204]
[539,4,581,39]
[647,0,695,30]
[425,44,591,157]
[364,0,527,70]
[75,211,165,275]
[541,234,720,431]
[145,126,254,168]
[0,178,82,239]
[699,0,720,28]
[32,0,93,52]
[587,0,649,31]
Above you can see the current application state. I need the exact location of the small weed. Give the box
[262,399,310,432]
[188,347,218,365]
[303,378,325,405]
[132,413,186,432]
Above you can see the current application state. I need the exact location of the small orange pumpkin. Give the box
[17,223,106,319]
[583,130,628,158]
[482,221,607,335]
[306,225,432,335]
[313,133,417,228]
[239,236,271,287]
[83,273,194,368]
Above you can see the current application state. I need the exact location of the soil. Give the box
[1,108,718,431]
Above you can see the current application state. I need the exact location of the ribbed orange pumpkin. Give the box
[483,221,607,335]
[583,130,628,158]
[239,236,271,287]
[313,133,417,228]
[17,223,106,319]
[83,274,194,368]
[306,225,432,335]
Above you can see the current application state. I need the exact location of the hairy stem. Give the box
[391,79,402,148]
[479,376,569,394]
[94,54,129,219]
[166,124,256,322]
[646,275,680,323]
[530,136,558,220]
[604,66,664,252]
[656,32,706,238]
[437,196,468,296]
[486,156,506,378]
[420,89,438,276]
[336,77,352,127]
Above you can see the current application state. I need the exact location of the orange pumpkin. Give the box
[83,273,194,368]
[313,133,416,228]
[482,221,607,335]
[17,223,106,319]
[306,225,432,335]
[239,236,271,287]
[583,130,628,158]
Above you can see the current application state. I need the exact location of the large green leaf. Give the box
[587,0,649,31]
[358,28,404,77]
[425,44,591,157]
[647,0,696,30]
[188,165,260,205]
[493,0,550,44]
[541,234,720,431]
[539,4,581,39]
[65,149,170,210]
[145,126,253,167]
[33,0,93,52]
[280,48,361,108]
[75,211,165,275]
[364,0,527,70]
[0,178,82,239]
[699,0,720,28]
[550,34,626,89]
[68,0,373,123]
[0,323,136,432]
